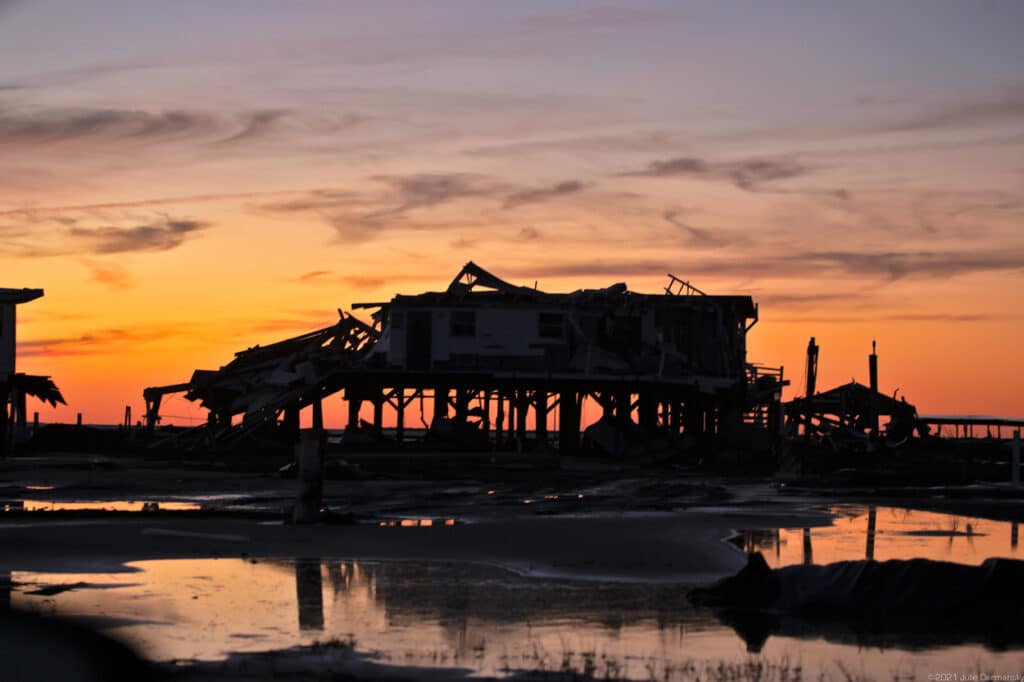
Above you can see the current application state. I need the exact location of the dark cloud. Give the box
[772,312,1011,324]
[0,105,303,149]
[505,260,672,281]
[524,6,674,31]
[0,108,217,145]
[374,173,498,215]
[860,91,1024,135]
[621,156,808,191]
[729,158,805,191]
[263,174,503,243]
[215,109,290,145]
[503,180,586,209]
[518,226,541,240]
[1,214,210,257]
[1,188,317,218]
[508,248,1024,284]
[258,189,361,214]
[291,270,427,291]
[794,250,1024,281]
[297,270,333,283]
[69,218,208,254]
[18,326,179,358]
[662,210,728,248]
[628,157,709,177]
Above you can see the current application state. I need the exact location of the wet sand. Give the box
[0,509,833,582]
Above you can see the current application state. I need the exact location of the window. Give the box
[450,310,476,337]
[538,312,564,339]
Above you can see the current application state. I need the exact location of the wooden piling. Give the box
[866,506,877,561]
[293,429,325,524]
[1013,429,1021,486]
[559,391,580,454]
[395,387,405,442]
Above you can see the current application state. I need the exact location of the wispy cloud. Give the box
[795,250,1024,281]
[19,326,182,358]
[0,108,216,146]
[0,189,315,218]
[79,259,134,289]
[292,269,429,291]
[621,156,809,191]
[523,6,675,32]
[859,91,1024,135]
[4,215,211,257]
[214,109,290,145]
[0,106,301,150]
[772,312,1012,324]
[373,173,499,214]
[662,209,729,248]
[503,180,585,208]
[508,248,1024,284]
[68,218,209,254]
[260,173,504,243]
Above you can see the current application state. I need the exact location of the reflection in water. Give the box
[9,505,1024,680]
[8,554,1024,680]
[3,500,201,512]
[733,505,1024,568]
[865,506,877,561]
[294,559,324,631]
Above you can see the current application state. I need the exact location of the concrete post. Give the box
[293,429,325,523]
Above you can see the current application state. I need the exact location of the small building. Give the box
[0,288,64,454]
[1,288,43,381]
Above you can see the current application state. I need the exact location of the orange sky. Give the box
[2,2,1022,424]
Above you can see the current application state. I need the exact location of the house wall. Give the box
[0,303,15,379]
[380,298,750,378]
[386,305,567,369]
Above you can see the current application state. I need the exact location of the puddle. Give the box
[377,518,458,527]
[5,553,1023,679]
[4,505,1024,679]
[731,505,1024,567]
[2,500,201,512]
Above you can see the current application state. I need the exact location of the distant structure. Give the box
[144,263,786,456]
[0,288,65,455]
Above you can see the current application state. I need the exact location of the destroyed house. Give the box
[144,262,783,453]
[357,263,757,382]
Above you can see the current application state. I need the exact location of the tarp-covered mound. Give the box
[691,552,1024,651]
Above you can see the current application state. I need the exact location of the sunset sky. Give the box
[2,1,1022,425]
